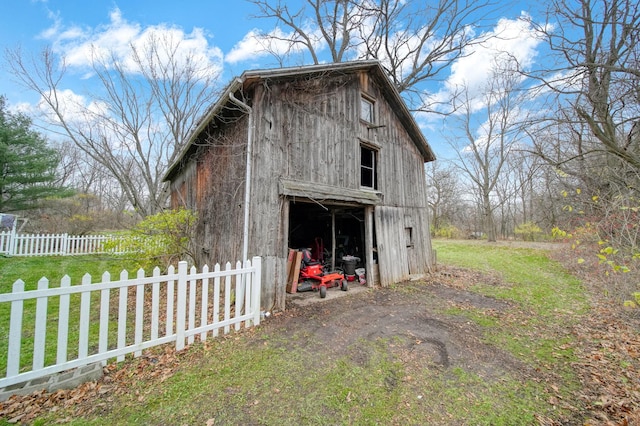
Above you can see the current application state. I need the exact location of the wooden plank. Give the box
[98,273,110,365]
[166,265,175,336]
[224,262,232,334]
[212,263,221,337]
[117,270,128,361]
[188,266,197,343]
[151,267,161,341]
[285,249,295,287]
[78,275,92,359]
[286,250,302,293]
[200,265,209,341]
[374,206,410,286]
[135,269,145,356]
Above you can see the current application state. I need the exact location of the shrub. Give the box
[432,224,462,239]
[106,208,198,270]
[514,222,542,241]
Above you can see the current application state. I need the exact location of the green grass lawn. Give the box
[434,240,589,401]
[434,240,588,318]
[0,255,138,376]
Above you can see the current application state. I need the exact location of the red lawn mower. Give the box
[296,248,348,298]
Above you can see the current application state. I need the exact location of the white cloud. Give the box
[37,89,108,127]
[39,7,223,79]
[225,29,275,64]
[432,13,544,114]
[226,26,325,65]
[8,102,36,116]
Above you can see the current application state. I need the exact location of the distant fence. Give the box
[0,232,125,256]
[0,257,262,390]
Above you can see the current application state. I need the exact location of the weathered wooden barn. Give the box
[164,60,436,311]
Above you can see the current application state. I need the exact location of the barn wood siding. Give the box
[405,206,433,275]
[170,117,249,268]
[358,79,428,209]
[267,74,360,190]
[248,71,432,297]
[359,72,432,285]
[247,75,364,310]
[375,206,410,284]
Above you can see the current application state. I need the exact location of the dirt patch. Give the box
[262,271,528,382]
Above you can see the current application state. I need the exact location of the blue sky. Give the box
[0,0,544,158]
[0,0,260,102]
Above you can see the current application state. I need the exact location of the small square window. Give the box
[405,227,413,247]
[360,97,374,123]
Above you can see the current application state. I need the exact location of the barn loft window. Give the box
[360,145,378,189]
[360,96,375,123]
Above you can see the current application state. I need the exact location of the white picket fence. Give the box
[0,257,262,389]
[0,231,124,256]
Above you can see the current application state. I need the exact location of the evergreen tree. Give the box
[0,96,71,212]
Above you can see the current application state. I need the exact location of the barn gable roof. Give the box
[164,60,434,182]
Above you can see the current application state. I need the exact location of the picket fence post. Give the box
[33,278,49,370]
[134,268,145,357]
[98,271,111,366]
[175,261,188,351]
[78,274,92,359]
[235,260,243,332]
[56,276,71,364]
[200,264,210,342]
[188,266,197,345]
[116,270,128,363]
[166,265,175,337]
[213,263,221,337]
[62,233,69,255]
[252,256,262,327]
[8,226,17,256]
[223,262,232,334]
[7,280,25,377]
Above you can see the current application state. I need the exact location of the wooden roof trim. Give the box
[279,178,382,205]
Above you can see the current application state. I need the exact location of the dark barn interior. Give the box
[287,200,371,270]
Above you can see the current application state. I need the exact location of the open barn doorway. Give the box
[287,199,367,271]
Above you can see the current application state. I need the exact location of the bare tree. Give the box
[425,161,462,235]
[248,0,497,111]
[6,33,221,217]
[446,60,528,242]
[55,140,132,226]
[249,0,363,64]
[525,0,640,174]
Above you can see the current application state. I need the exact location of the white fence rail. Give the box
[0,232,124,257]
[0,257,262,389]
